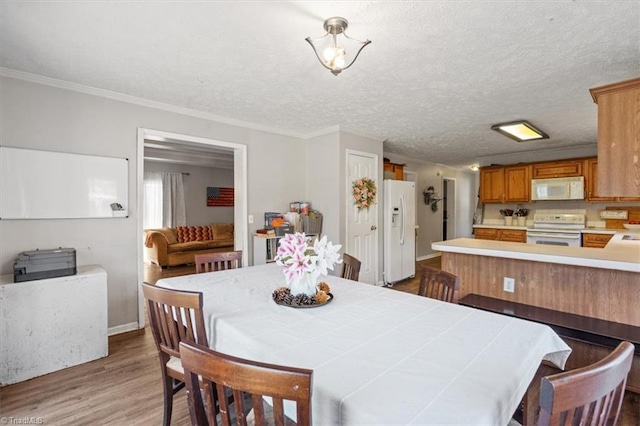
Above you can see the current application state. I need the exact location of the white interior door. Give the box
[346,150,378,284]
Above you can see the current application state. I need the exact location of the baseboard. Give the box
[417,252,442,262]
[108,322,141,336]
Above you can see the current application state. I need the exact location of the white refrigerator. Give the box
[383,180,416,285]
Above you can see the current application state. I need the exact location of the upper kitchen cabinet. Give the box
[383,161,405,180]
[479,164,530,203]
[584,157,615,202]
[590,77,640,197]
[503,164,531,202]
[479,166,504,203]
[585,157,640,202]
[531,159,583,179]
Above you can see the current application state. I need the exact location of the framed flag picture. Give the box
[207,187,234,207]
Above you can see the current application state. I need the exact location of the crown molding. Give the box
[0,67,307,139]
[475,143,597,167]
[303,125,342,139]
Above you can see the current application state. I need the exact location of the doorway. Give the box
[136,128,248,328]
[443,178,456,241]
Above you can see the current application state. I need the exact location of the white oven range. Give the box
[526,213,586,247]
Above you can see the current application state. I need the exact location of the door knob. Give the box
[371,225,377,230]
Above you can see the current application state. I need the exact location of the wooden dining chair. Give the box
[142,282,208,426]
[195,250,242,274]
[179,341,313,426]
[417,265,460,303]
[340,253,361,282]
[538,341,634,426]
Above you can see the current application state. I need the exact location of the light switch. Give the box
[248,215,254,224]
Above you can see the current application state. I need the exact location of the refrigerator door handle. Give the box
[400,195,405,245]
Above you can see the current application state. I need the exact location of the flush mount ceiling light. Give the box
[305,16,371,76]
[491,120,549,142]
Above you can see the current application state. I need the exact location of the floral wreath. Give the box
[352,177,377,210]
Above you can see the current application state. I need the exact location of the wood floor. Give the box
[2,257,637,425]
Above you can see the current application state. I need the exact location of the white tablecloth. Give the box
[157,263,571,425]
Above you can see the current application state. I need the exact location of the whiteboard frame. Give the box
[0,146,129,220]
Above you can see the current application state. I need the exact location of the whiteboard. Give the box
[0,147,128,219]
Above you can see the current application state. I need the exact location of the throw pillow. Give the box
[176,226,212,243]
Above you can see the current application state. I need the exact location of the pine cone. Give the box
[317,282,330,293]
[315,290,328,304]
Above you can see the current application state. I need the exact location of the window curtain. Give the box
[143,173,163,229]
[161,172,186,227]
[143,172,186,229]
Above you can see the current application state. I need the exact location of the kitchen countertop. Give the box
[432,234,640,273]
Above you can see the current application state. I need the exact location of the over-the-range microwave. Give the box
[531,176,585,201]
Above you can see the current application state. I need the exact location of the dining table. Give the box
[156,263,571,425]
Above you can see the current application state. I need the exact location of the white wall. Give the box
[0,75,306,330]
[306,132,341,244]
[143,161,234,226]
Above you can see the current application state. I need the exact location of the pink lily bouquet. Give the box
[275,232,342,297]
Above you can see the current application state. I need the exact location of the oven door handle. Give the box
[526,232,581,239]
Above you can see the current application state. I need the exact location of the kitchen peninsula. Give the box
[432,235,640,393]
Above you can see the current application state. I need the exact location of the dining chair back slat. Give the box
[417,265,460,303]
[180,341,313,426]
[537,341,634,426]
[195,251,243,274]
[340,253,361,282]
[142,282,208,426]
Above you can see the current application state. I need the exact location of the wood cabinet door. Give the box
[474,228,499,240]
[504,165,531,202]
[499,229,526,243]
[591,78,640,197]
[479,167,504,203]
[532,160,583,179]
[383,162,404,180]
[585,158,615,202]
[582,233,613,248]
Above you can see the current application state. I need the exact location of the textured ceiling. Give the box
[1,1,639,169]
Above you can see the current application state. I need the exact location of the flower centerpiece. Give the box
[272,232,342,307]
[352,178,377,210]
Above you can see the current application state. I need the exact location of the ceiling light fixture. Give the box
[491,120,549,142]
[305,17,371,76]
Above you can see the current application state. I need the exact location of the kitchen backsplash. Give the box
[481,200,640,226]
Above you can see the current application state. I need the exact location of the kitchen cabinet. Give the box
[582,233,613,248]
[585,158,615,202]
[475,227,526,243]
[504,164,531,202]
[585,157,640,202]
[532,159,583,179]
[590,77,640,197]
[479,167,504,203]
[475,227,499,240]
[383,161,405,180]
[480,165,530,203]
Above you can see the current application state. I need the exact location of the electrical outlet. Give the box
[503,277,515,293]
[248,215,254,224]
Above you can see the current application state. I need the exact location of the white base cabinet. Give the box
[0,265,108,385]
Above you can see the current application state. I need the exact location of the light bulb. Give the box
[322,47,336,62]
[332,48,346,68]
